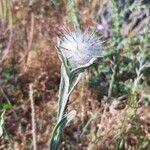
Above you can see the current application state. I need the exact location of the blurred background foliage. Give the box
[0,0,150,149]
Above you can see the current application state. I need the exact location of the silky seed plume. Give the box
[58,30,103,69]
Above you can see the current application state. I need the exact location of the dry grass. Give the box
[0,0,149,150]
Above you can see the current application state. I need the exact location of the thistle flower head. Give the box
[58,30,103,69]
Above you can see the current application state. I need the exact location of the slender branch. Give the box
[28,13,34,51]
[0,87,18,121]
[80,75,85,126]
[108,63,118,98]
[29,83,37,150]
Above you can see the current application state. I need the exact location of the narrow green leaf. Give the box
[50,110,76,150]
[0,111,5,137]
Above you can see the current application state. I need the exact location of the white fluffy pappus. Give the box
[58,30,103,69]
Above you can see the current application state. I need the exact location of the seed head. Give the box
[58,31,103,69]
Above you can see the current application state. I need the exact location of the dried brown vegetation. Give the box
[0,0,149,150]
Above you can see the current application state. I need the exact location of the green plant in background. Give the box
[90,0,123,99]
[67,0,82,30]
[49,0,63,8]
[107,0,122,98]
[1,67,17,81]
[0,0,12,27]
[0,0,12,63]
[91,0,150,99]
[110,1,149,149]
[128,50,150,116]
[0,102,14,149]
[90,0,149,148]
[50,31,103,149]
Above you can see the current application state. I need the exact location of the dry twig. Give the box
[29,83,37,150]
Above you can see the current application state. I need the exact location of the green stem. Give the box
[108,0,122,98]
[108,49,120,98]
[80,75,85,126]
[51,64,81,150]
[67,0,82,31]
[111,0,121,37]
[108,63,118,98]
